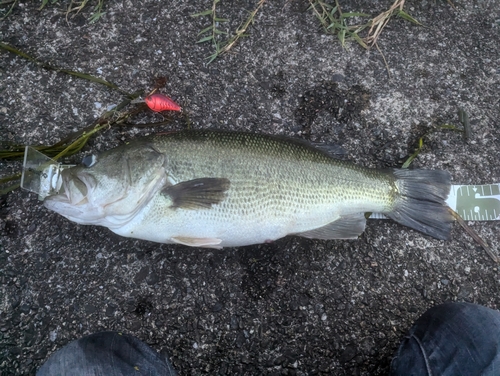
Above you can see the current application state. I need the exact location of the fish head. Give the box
[44,143,166,228]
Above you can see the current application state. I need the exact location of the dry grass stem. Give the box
[364,0,405,47]
[219,0,266,56]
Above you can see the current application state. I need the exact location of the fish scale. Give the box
[153,132,391,218]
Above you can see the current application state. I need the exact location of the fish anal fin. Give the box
[172,236,223,249]
[162,177,230,210]
[295,213,366,240]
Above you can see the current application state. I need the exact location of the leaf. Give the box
[214,17,229,22]
[191,9,213,17]
[0,42,36,63]
[196,35,214,44]
[323,3,335,11]
[198,25,214,35]
[397,10,423,26]
[328,5,338,16]
[214,29,228,35]
[39,0,50,10]
[89,11,105,24]
[351,32,368,49]
[338,28,346,46]
[401,155,415,169]
[402,135,424,168]
[61,70,119,90]
[326,21,340,31]
[207,52,219,64]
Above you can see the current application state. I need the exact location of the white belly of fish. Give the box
[111,190,350,248]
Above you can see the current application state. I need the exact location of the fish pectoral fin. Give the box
[172,236,223,249]
[162,177,230,209]
[295,213,366,240]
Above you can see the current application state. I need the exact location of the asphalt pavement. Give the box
[1,1,499,374]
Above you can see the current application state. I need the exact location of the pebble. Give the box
[49,330,57,342]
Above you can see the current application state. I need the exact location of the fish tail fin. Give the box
[386,169,454,240]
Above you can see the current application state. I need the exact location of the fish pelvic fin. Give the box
[294,213,366,240]
[162,177,230,209]
[172,236,223,249]
[387,169,454,240]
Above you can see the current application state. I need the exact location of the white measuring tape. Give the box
[447,184,500,221]
[21,147,500,221]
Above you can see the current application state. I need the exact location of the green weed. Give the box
[0,43,144,194]
[65,0,106,23]
[309,0,422,49]
[0,42,124,93]
[192,0,266,63]
[402,110,470,169]
[39,0,58,10]
[1,0,105,23]
[0,0,18,19]
[308,0,370,49]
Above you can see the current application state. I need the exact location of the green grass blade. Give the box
[191,9,213,17]
[0,181,20,196]
[328,5,338,15]
[0,42,37,63]
[89,11,105,23]
[1,0,18,19]
[39,0,50,9]
[338,28,346,47]
[207,52,219,64]
[198,25,214,35]
[326,21,340,31]
[59,69,119,90]
[197,35,214,43]
[351,32,368,49]
[397,10,423,26]
[0,42,129,94]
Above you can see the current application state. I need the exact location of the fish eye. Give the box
[82,154,97,167]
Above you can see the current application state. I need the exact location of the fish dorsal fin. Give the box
[162,177,230,209]
[172,236,223,249]
[295,213,366,240]
[309,142,346,158]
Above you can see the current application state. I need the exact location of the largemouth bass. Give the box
[44,129,454,248]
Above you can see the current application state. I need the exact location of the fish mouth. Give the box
[43,170,97,220]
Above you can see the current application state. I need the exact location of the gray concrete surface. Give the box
[1,0,499,374]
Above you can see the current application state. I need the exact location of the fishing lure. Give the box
[144,93,181,112]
